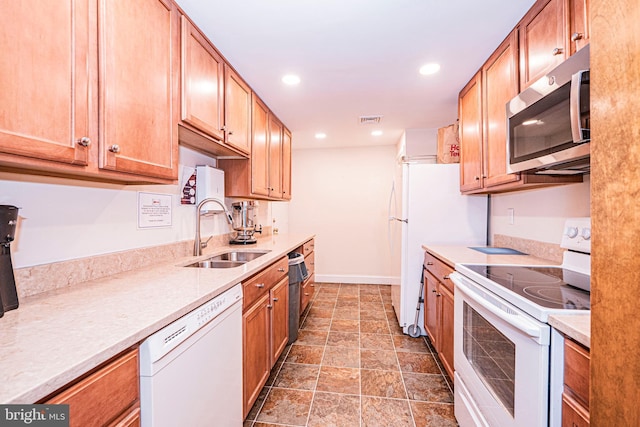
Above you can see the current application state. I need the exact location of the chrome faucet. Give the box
[194,198,233,256]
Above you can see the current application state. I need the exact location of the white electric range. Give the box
[450,218,591,427]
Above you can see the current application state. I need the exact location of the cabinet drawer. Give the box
[303,239,315,256]
[300,274,315,315]
[46,348,139,427]
[424,252,454,291]
[562,393,589,427]
[243,257,288,310]
[305,251,315,276]
[564,338,590,408]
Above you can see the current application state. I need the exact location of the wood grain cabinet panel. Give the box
[224,65,252,154]
[0,0,91,167]
[569,0,590,54]
[46,348,139,427]
[282,128,292,200]
[459,71,484,192]
[251,95,270,197]
[98,0,179,180]
[519,0,566,89]
[270,277,289,365]
[268,115,284,198]
[562,337,590,426]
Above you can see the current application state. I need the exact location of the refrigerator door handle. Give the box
[389,216,408,223]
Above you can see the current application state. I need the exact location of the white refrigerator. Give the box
[389,159,487,336]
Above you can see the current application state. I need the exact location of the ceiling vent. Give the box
[359,115,383,125]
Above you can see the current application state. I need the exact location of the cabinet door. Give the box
[225,65,252,154]
[282,128,292,200]
[519,0,566,89]
[569,0,590,54]
[181,16,224,142]
[438,283,455,380]
[251,95,270,196]
[99,0,179,180]
[423,271,439,348]
[482,31,520,188]
[0,0,91,166]
[459,71,484,192]
[270,277,289,366]
[243,292,271,417]
[268,115,283,198]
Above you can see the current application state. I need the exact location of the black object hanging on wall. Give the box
[0,205,20,317]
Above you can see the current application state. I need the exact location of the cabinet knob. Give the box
[571,32,584,42]
[77,136,91,147]
[255,283,265,288]
[220,126,226,131]
[109,144,121,154]
[267,304,273,309]
[443,275,450,280]
[310,284,315,287]
[436,293,442,297]
[432,289,437,293]
[426,262,434,266]
[552,47,563,56]
[304,293,309,296]
[277,267,285,272]
[272,297,279,302]
[228,131,234,135]
[474,176,480,181]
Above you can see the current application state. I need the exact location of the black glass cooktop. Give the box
[465,265,590,310]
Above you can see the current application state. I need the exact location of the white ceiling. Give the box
[176,0,536,150]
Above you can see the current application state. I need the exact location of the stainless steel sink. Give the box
[184,250,271,268]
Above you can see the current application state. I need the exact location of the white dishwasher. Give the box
[140,283,243,427]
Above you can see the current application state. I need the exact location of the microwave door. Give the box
[570,70,590,143]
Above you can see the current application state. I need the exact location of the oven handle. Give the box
[451,272,545,342]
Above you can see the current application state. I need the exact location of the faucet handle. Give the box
[200,235,213,249]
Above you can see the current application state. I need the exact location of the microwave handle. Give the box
[570,70,588,143]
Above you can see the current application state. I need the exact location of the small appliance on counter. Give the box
[229,201,262,244]
[0,205,20,317]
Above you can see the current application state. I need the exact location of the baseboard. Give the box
[315,274,396,285]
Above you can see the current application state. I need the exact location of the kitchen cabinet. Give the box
[569,0,590,54]
[242,256,289,417]
[423,251,455,379]
[45,348,140,427]
[300,238,316,314]
[0,0,180,183]
[562,337,590,426]
[459,28,582,194]
[177,16,250,158]
[219,95,291,200]
[519,0,566,90]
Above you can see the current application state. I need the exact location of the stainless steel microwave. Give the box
[506,44,590,175]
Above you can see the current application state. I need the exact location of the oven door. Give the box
[451,272,551,427]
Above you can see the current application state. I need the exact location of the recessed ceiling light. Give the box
[315,132,327,139]
[371,130,383,136]
[419,63,441,76]
[282,74,301,85]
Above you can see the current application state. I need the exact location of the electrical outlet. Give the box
[508,208,514,225]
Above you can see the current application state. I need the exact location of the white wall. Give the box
[490,177,590,244]
[0,147,272,268]
[288,145,396,283]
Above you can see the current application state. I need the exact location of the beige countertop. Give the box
[0,233,314,404]
[423,244,590,347]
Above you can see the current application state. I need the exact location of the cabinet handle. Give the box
[436,293,442,297]
[426,262,434,266]
[474,176,480,181]
[277,267,285,272]
[443,275,450,280]
[220,126,226,131]
[310,284,315,287]
[255,283,265,288]
[77,137,91,147]
[432,289,437,293]
[571,32,584,42]
[552,47,563,56]
[304,293,309,296]
[267,304,273,309]
[109,144,121,154]
[228,131,234,135]
[272,297,279,302]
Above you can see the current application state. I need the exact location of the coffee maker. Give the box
[229,201,262,244]
[0,205,20,317]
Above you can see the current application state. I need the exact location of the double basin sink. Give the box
[185,250,271,268]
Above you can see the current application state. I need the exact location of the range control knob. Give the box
[565,226,579,238]
[581,228,591,240]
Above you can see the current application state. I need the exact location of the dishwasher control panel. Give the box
[140,283,242,367]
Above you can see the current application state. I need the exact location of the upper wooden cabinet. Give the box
[0,0,180,183]
[99,0,179,180]
[180,16,225,142]
[459,71,484,193]
[219,94,291,200]
[519,0,566,89]
[225,65,252,154]
[569,0,590,54]
[0,0,91,167]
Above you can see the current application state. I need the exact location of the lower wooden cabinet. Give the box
[45,348,140,427]
[242,256,289,418]
[300,274,315,315]
[299,238,316,314]
[562,337,590,426]
[423,251,455,379]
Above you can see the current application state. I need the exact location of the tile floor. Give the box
[243,283,458,427]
